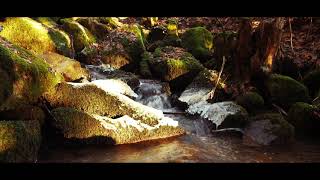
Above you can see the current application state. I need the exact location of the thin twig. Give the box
[208,56,226,99]
[272,103,288,116]
[306,17,313,40]
[312,96,319,103]
[288,17,295,54]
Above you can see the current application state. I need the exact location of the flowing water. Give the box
[39,66,320,163]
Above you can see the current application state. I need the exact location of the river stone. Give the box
[51,107,184,145]
[243,113,295,146]
[186,101,248,129]
[44,81,168,126]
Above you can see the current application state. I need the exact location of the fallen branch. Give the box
[208,56,226,100]
[288,17,295,54]
[163,111,186,115]
[272,103,288,116]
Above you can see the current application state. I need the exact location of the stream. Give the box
[39,66,320,163]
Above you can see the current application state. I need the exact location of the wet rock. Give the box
[187,101,248,129]
[287,102,320,136]
[44,81,169,126]
[51,107,184,145]
[181,27,213,60]
[40,52,89,82]
[0,37,62,110]
[266,74,310,107]
[0,120,41,162]
[85,64,140,90]
[235,92,264,113]
[243,113,295,146]
[178,69,226,108]
[148,46,204,92]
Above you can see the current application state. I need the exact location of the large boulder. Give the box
[60,18,96,53]
[181,27,213,60]
[0,17,72,56]
[44,81,168,126]
[40,52,89,82]
[0,120,41,162]
[0,37,62,110]
[265,74,310,107]
[77,17,111,39]
[287,102,320,136]
[303,69,320,97]
[235,92,264,113]
[243,113,295,146]
[148,46,204,92]
[51,107,184,145]
[187,101,248,129]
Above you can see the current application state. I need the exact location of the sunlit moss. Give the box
[181,27,213,59]
[0,17,56,54]
[0,37,62,110]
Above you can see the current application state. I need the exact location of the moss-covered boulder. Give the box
[0,120,41,162]
[0,17,57,55]
[287,102,320,136]
[39,52,89,82]
[60,18,96,53]
[243,113,295,146]
[51,107,184,145]
[44,82,170,126]
[181,27,213,60]
[140,52,153,78]
[303,69,320,97]
[235,92,264,113]
[0,37,62,110]
[77,17,111,39]
[266,74,310,107]
[0,105,46,125]
[148,46,204,92]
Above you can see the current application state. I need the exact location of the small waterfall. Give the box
[135,79,172,111]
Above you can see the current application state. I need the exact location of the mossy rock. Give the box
[287,102,320,136]
[140,51,153,78]
[181,27,213,60]
[266,74,310,107]
[99,17,124,28]
[61,18,96,53]
[51,107,184,145]
[0,120,41,162]
[243,113,295,146]
[149,46,204,92]
[0,105,46,125]
[0,17,56,54]
[44,82,169,126]
[39,52,89,82]
[0,37,63,110]
[236,92,264,113]
[303,69,320,97]
[77,17,111,39]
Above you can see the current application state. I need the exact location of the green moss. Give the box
[266,74,310,107]
[303,69,320,97]
[181,27,213,59]
[0,105,46,125]
[0,17,57,55]
[0,37,62,110]
[33,17,57,28]
[140,52,153,78]
[121,24,146,60]
[48,28,73,57]
[150,46,204,81]
[287,102,319,135]
[61,19,96,53]
[236,92,264,113]
[0,120,41,162]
